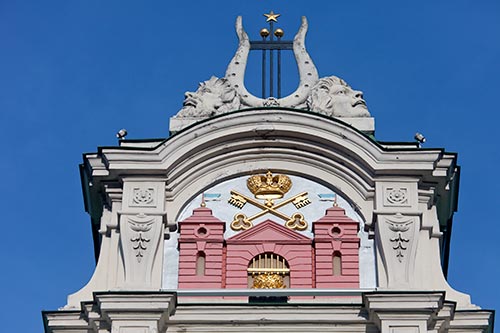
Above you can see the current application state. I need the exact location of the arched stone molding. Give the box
[93,109,451,226]
[101,110,447,175]
[166,160,373,228]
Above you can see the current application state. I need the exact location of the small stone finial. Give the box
[200,193,206,207]
[263,10,280,22]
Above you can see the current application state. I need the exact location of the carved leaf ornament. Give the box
[128,216,154,263]
[387,220,412,263]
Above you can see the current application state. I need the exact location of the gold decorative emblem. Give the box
[247,171,292,206]
[229,171,311,231]
[230,213,253,231]
[285,212,307,230]
[263,10,280,23]
[252,274,286,289]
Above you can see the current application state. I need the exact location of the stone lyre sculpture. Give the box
[171,16,374,133]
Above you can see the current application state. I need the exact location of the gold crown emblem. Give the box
[247,171,292,200]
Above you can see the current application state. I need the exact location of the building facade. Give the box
[43,14,494,333]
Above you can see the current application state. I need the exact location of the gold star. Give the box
[263,11,280,22]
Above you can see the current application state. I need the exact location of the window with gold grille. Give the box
[247,253,290,289]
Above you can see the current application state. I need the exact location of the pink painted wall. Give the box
[177,205,361,291]
[312,206,360,288]
[225,220,313,289]
[178,207,225,289]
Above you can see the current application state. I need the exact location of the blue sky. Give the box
[0,1,498,331]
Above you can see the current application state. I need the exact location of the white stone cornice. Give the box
[97,110,447,174]
[363,292,445,332]
[449,310,495,332]
[169,304,370,324]
[95,292,176,333]
[43,311,89,332]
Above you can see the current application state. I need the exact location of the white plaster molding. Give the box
[448,310,494,333]
[169,301,381,332]
[66,180,167,308]
[363,292,444,333]
[46,292,176,333]
[67,200,123,308]
[46,291,493,333]
[338,117,375,130]
[95,292,176,333]
[170,113,375,135]
[43,311,90,333]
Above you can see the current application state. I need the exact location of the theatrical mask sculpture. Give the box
[307,76,371,118]
[176,76,241,118]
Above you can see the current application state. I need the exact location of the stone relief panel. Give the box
[376,182,418,211]
[128,214,155,263]
[131,187,155,207]
[387,219,412,262]
[384,187,410,207]
[120,213,163,288]
[123,181,164,211]
[376,214,419,289]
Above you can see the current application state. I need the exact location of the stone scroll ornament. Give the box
[174,16,372,119]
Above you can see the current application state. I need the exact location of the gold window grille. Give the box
[247,253,290,289]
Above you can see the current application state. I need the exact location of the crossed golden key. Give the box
[228,190,311,231]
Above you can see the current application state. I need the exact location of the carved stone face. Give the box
[177,76,240,117]
[308,76,370,118]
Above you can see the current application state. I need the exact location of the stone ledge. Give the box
[169,114,375,134]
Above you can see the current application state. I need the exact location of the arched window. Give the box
[247,253,289,288]
[196,252,206,276]
[333,251,342,276]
